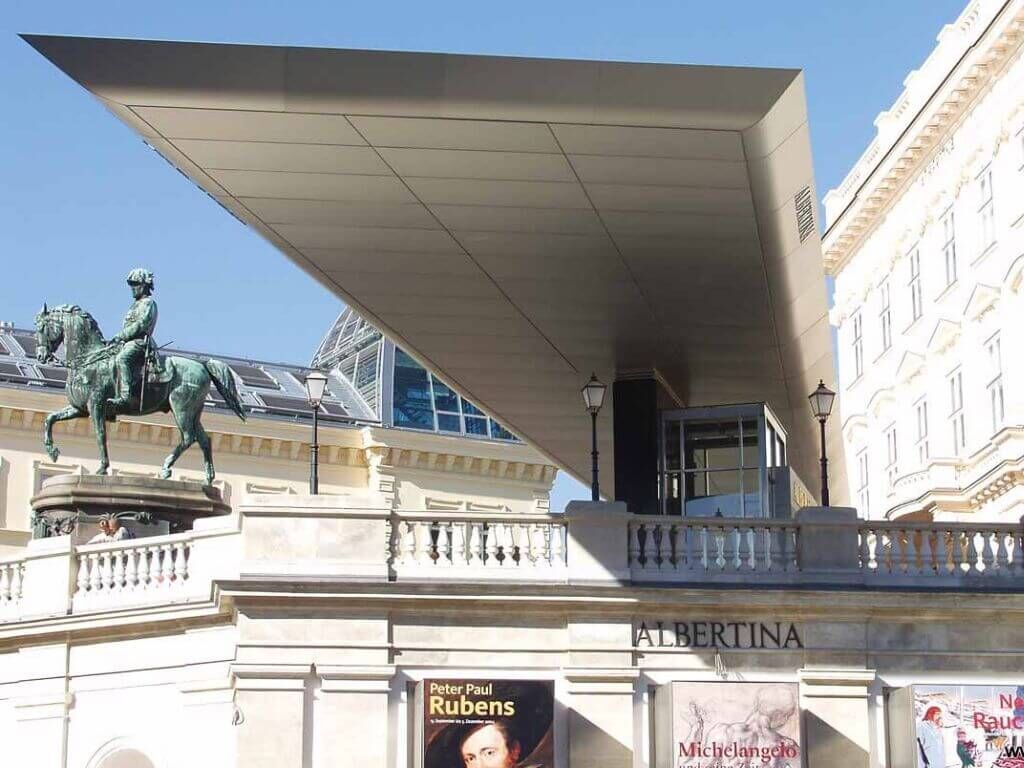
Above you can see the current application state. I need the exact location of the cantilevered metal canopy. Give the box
[24,35,844,500]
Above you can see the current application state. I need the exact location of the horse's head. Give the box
[34,303,63,364]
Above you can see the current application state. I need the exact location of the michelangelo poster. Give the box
[423,679,554,768]
[670,681,801,768]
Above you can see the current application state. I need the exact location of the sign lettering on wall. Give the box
[635,621,803,650]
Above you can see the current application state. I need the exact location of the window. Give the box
[977,166,995,254]
[659,405,782,518]
[878,281,892,351]
[851,313,864,379]
[915,398,929,465]
[392,350,434,430]
[857,449,870,516]
[948,368,966,454]
[908,249,923,322]
[986,333,1004,433]
[941,208,957,287]
[885,423,898,492]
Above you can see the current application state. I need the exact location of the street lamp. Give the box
[304,369,329,495]
[581,373,607,502]
[808,379,837,507]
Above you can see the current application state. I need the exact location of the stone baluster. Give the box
[147,546,161,586]
[952,531,965,574]
[731,527,743,571]
[435,522,451,567]
[468,523,484,567]
[540,523,553,566]
[99,552,114,592]
[996,531,1010,574]
[0,566,9,602]
[551,523,565,567]
[933,530,949,576]
[919,530,933,575]
[651,524,665,569]
[448,522,465,566]
[712,526,726,570]
[10,565,22,602]
[111,551,125,591]
[981,530,995,574]
[627,524,640,566]
[967,532,980,574]
[484,524,500,568]
[400,521,415,566]
[744,527,756,571]
[173,543,188,583]
[414,522,432,566]
[698,526,710,570]
[86,553,100,593]
[159,544,174,585]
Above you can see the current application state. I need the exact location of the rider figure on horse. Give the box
[106,268,160,414]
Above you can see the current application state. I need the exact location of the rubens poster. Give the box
[669,682,801,768]
[423,679,554,768]
[913,685,1024,768]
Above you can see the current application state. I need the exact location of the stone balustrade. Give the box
[627,518,800,581]
[390,511,567,581]
[859,520,1023,584]
[0,498,1022,626]
[72,534,193,611]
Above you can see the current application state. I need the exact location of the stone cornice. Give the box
[822,2,1024,275]
[0,400,557,484]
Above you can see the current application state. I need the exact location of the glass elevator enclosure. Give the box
[659,403,792,518]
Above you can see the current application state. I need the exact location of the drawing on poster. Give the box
[670,682,801,768]
[423,679,554,768]
[914,685,1024,768]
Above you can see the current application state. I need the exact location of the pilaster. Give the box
[564,667,638,768]
[316,665,396,768]
[799,668,876,768]
[232,663,311,768]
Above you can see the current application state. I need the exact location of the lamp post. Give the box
[808,379,836,507]
[304,370,329,495]
[580,373,607,502]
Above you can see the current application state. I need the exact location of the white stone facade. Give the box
[3,499,1024,768]
[823,0,1024,521]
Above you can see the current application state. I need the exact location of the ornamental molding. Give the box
[926,318,962,355]
[363,444,554,485]
[823,4,1024,275]
[895,351,927,385]
[962,282,1001,320]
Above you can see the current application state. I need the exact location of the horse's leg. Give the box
[160,392,198,480]
[194,418,214,485]
[43,405,85,462]
[88,398,111,474]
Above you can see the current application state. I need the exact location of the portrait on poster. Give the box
[423,679,554,768]
[669,681,801,768]
[913,685,1024,768]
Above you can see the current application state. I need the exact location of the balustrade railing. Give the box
[859,521,1024,582]
[72,534,193,611]
[628,519,800,580]
[390,512,567,580]
[0,560,25,617]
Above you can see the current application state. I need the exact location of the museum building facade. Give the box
[5,29,1024,768]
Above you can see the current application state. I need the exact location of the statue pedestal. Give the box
[30,474,230,538]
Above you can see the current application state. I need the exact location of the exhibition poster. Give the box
[669,681,801,768]
[914,685,1024,768]
[423,679,554,768]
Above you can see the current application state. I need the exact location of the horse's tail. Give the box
[204,359,246,422]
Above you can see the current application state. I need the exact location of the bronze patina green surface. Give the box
[34,269,246,485]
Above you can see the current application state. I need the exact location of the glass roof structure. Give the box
[0,313,516,442]
[312,308,517,441]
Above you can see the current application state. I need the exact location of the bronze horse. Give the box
[35,304,245,484]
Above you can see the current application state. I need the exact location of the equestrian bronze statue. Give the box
[34,269,246,485]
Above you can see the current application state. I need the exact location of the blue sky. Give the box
[1,0,968,507]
